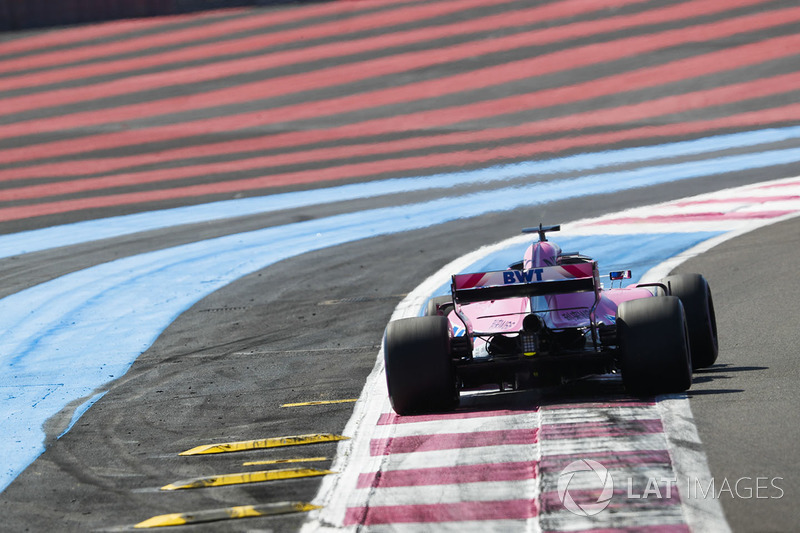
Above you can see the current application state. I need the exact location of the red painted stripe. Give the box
[3,11,798,169]
[0,9,239,56]
[540,419,663,440]
[2,3,525,127]
[594,211,796,225]
[356,461,537,489]
[369,428,538,456]
[0,0,634,96]
[344,499,538,526]
[0,0,498,92]
[327,32,800,148]
[9,80,799,187]
[0,0,422,76]
[2,103,799,222]
[377,408,536,425]
[673,195,800,206]
[0,0,732,117]
[757,180,800,189]
[5,70,800,204]
[0,0,515,110]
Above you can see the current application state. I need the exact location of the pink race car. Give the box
[383,225,718,415]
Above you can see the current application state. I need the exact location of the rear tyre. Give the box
[424,295,453,317]
[617,296,692,395]
[661,273,718,369]
[383,316,458,415]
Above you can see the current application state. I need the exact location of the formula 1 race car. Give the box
[383,225,718,415]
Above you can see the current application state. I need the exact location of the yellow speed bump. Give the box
[161,467,334,491]
[243,456,327,467]
[281,398,358,407]
[134,501,320,528]
[179,433,348,456]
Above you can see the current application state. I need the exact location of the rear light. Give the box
[521,333,538,357]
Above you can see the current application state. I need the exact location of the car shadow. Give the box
[686,388,745,396]
[456,387,543,412]
[693,363,768,373]
[448,363,768,413]
[436,363,767,415]
[680,362,767,396]
[453,375,641,413]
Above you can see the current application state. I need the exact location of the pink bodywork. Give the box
[445,239,654,351]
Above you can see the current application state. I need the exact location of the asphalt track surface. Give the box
[1,0,799,531]
[673,217,800,533]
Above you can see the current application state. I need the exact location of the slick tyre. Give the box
[383,316,458,415]
[661,273,719,369]
[424,295,453,317]
[617,296,692,395]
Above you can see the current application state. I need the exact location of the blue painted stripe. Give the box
[3,134,800,491]
[2,125,800,259]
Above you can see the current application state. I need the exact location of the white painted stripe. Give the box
[656,396,732,533]
[566,174,800,236]
[589,203,800,219]
[540,433,669,456]
[566,214,800,236]
[349,479,538,506]
[367,444,537,471]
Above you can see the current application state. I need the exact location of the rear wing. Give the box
[452,262,599,304]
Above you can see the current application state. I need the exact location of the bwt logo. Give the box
[557,459,614,516]
[503,269,544,284]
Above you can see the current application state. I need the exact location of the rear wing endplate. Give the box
[452,262,599,304]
